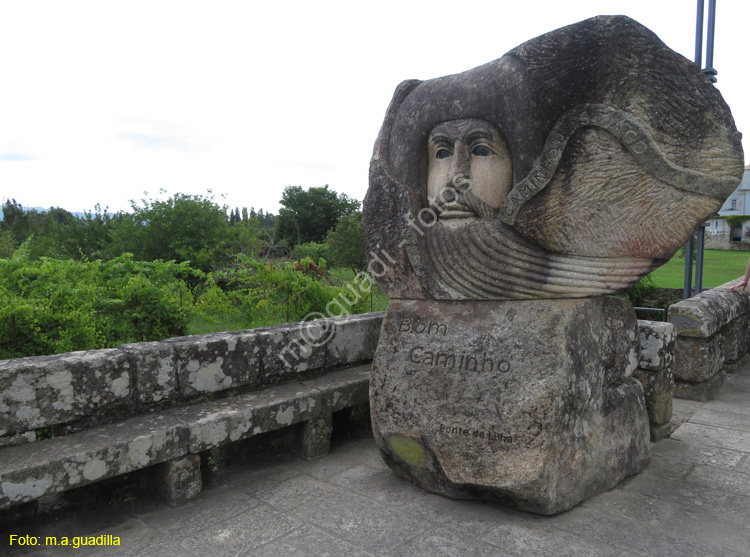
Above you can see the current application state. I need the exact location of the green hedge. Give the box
[1,249,373,359]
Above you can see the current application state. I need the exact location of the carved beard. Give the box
[421,216,660,300]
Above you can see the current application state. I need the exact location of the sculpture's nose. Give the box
[448,141,471,191]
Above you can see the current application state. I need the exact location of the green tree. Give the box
[0,230,14,258]
[230,218,263,258]
[0,199,31,246]
[108,192,234,272]
[275,185,360,247]
[0,201,115,261]
[325,212,367,272]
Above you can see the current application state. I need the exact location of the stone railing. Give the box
[0,313,383,513]
[668,279,750,401]
[0,313,383,449]
[3,286,748,515]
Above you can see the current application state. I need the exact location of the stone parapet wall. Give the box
[0,313,383,449]
[4,288,748,454]
[703,235,750,251]
[668,280,750,400]
[634,321,675,441]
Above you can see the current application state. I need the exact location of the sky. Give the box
[1,0,747,215]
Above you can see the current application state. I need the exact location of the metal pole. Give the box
[706,0,716,69]
[684,236,694,299]
[695,0,704,65]
[684,0,717,299]
[695,226,706,293]
[703,0,718,82]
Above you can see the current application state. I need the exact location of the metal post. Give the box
[695,0,704,64]
[706,0,716,69]
[695,226,706,293]
[684,0,717,299]
[703,0,718,82]
[683,236,694,299]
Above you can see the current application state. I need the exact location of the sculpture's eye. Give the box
[472,145,493,156]
[435,148,452,160]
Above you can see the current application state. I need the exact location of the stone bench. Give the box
[0,366,370,510]
[0,313,383,512]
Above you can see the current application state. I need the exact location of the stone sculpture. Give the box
[364,15,744,514]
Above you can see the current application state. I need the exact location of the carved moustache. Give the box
[436,188,498,220]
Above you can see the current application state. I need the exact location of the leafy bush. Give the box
[1,248,376,359]
[0,249,197,359]
[208,257,371,327]
[619,274,657,306]
[291,242,328,263]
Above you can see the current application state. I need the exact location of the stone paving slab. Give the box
[4,364,750,556]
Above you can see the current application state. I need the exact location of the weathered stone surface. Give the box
[720,315,749,365]
[725,352,750,375]
[325,313,383,368]
[0,349,132,439]
[300,366,372,413]
[668,283,750,338]
[0,431,36,450]
[120,341,178,406]
[638,320,675,371]
[633,367,674,426]
[674,371,727,402]
[167,332,259,399]
[174,382,323,454]
[0,414,188,510]
[672,335,724,383]
[371,297,649,515]
[365,16,743,301]
[0,365,371,510]
[167,366,370,454]
[154,455,202,507]
[258,325,327,381]
[296,414,333,460]
[649,422,672,442]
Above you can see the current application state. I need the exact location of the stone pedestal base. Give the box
[674,371,726,402]
[370,297,650,515]
[154,455,202,507]
[649,422,672,442]
[296,414,333,461]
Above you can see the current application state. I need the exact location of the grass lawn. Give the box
[649,249,748,289]
[328,267,389,312]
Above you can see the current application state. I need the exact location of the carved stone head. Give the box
[426,118,513,227]
[365,15,744,300]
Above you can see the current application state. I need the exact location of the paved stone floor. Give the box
[4,364,750,556]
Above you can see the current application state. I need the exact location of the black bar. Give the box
[695,0,704,65]
[695,226,705,293]
[706,0,716,69]
[683,236,694,299]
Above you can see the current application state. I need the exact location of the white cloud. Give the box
[0,0,746,215]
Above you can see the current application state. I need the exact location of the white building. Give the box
[705,166,750,237]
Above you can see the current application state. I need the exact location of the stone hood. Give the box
[364,15,744,301]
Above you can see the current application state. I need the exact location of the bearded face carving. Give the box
[426,119,513,226]
[364,15,744,301]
